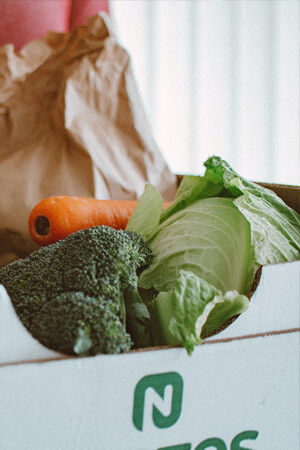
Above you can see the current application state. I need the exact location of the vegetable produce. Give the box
[0,226,153,356]
[28,196,138,246]
[125,156,300,354]
[28,196,172,246]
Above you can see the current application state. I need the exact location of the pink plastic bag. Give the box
[70,0,109,28]
[0,0,109,50]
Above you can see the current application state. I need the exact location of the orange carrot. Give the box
[28,196,171,247]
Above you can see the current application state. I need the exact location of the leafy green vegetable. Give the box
[148,270,249,355]
[126,183,164,241]
[126,155,300,354]
[204,156,300,265]
[138,196,255,295]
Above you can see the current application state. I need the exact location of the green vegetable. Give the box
[126,156,300,354]
[148,271,249,355]
[138,196,255,295]
[0,226,153,356]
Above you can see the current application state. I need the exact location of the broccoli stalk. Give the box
[0,226,153,356]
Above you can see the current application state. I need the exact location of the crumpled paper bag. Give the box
[0,13,177,266]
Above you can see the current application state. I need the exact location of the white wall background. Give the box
[110,0,299,185]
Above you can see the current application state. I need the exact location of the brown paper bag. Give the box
[0,13,177,265]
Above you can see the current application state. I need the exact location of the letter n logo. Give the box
[133,372,184,431]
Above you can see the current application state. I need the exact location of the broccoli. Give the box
[0,226,153,356]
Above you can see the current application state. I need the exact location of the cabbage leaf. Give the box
[148,270,249,355]
[126,156,300,354]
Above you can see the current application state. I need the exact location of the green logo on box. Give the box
[157,431,259,449]
[133,372,259,450]
[133,371,184,431]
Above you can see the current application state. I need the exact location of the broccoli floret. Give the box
[30,292,132,356]
[0,226,153,356]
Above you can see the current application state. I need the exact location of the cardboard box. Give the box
[0,184,299,450]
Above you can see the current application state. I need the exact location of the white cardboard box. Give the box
[0,185,299,450]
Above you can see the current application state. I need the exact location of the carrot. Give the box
[28,196,171,247]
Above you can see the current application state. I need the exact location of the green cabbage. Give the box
[138,196,254,295]
[126,156,300,354]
